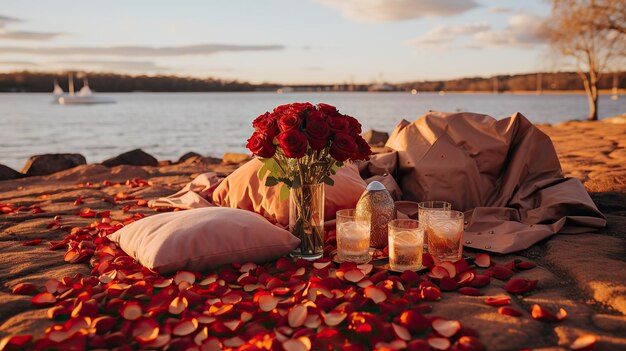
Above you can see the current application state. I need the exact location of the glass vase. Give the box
[289,182,324,260]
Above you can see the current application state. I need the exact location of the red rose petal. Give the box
[22,239,43,246]
[504,278,537,294]
[457,271,475,286]
[132,317,160,344]
[422,252,435,268]
[484,296,511,306]
[258,294,278,312]
[498,306,522,317]
[363,286,387,304]
[474,253,490,268]
[121,301,143,320]
[283,338,311,351]
[458,287,483,296]
[357,263,373,276]
[0,335,32,351]
[399,310,430,334]
[428,266,450,279]
[439,276,458,291]
[455,336,485,351]
[570,335,597,351]
[173,271,196,285]
[344,269,365,283]
[531,304,565,322]
[32,292,57,307]
[392,323,412,341]
[489,266,515,280]
[173,318,198,336]
[440,262,457,278]
[432,319,461,338]
[407,339,431,351]
[12,283,37,295]
[421,286,442,301]
[168,296,188,315]
[428,337,451,351]
[515,261,537,270]
[322,311,347,326]
[470,274,491,288]
[288,305,308,328]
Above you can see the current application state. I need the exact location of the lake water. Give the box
[1,92,624,170]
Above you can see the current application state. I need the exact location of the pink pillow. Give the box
[108,207,300,274]
[212,159,367,227]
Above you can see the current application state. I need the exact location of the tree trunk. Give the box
[581,72,600,121]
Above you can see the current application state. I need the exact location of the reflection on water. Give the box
[0,92,624,169]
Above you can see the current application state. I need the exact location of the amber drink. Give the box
[426,211,464,264]
[388,219,423,271]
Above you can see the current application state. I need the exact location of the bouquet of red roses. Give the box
[247,102,371,194]
[246,102,371,259]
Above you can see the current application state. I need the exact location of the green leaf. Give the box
[259,158,285,177]
[323,176,335,186]
[265,176,279,187]
[279,183,290,201]
[258,162,270,180]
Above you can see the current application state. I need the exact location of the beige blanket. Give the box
[151,111,606,254]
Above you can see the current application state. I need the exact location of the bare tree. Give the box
[545,0,625,120]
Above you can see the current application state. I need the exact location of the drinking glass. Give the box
[426,210,464,264]
[418,201,452,251]
[388,219,423,271]
[336,209,371,263]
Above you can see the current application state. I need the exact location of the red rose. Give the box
[305,114,330,150]
[327,116,350,134]
[246,132,276,158]
[289,102,315,114]
[354,136,372,160]
[278,130,308,158]
[330,133,357,162]
[252,112,271,129]
[256,116,279,138]
[317,103,339,116]
[278,112,302,132]
[345,115,362,134]
[306,110,325,121]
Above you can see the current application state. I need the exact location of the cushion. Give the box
[212,159,367,227]
[108,207,300,274]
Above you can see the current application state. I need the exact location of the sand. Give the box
[0,119,624,350]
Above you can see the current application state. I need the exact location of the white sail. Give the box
[78,78,93,96]
[52,80,64,96]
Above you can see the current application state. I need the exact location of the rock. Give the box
[101,149,158,167]
[158,160,172,167]
[362,130,389,146]
[177,152,202,164]
[181,156,222,165]
[20,154,86,177]
[222,152,250,164]
[0,164,23,181]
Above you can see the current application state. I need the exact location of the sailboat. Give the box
[53,73,115,105]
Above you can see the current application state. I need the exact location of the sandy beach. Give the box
[0,118,624,350]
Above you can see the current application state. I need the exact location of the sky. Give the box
[0,0,554,84]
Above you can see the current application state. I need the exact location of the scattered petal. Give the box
[474,253,490,268]
[570,334,597,351]
[498,306,522,317]
[432,319,461,338]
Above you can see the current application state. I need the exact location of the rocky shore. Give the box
[0,118,624,350]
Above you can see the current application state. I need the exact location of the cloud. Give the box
[411,23,490,45]
[0,60,38,66]
[316,0,479,23]
[0,14,61,40]
[488,7,514,13]
[0,15,21,27]
[0,43,285,56]
[471,13,545,48]
[52,59,170,71]
[0,30,61,40]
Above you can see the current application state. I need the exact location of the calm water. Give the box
[0,92,624,170]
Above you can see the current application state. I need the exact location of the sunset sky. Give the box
[0,0,552,84]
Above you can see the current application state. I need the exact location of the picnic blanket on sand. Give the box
[150,111,606,254]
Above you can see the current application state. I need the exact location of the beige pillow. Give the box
[212,159,367,227]
[108,207,300,274]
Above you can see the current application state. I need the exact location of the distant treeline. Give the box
[0,72,277,93]
[0,71,623,93]
[399,72,624,92]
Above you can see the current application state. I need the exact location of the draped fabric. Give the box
[360,112,606,254]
